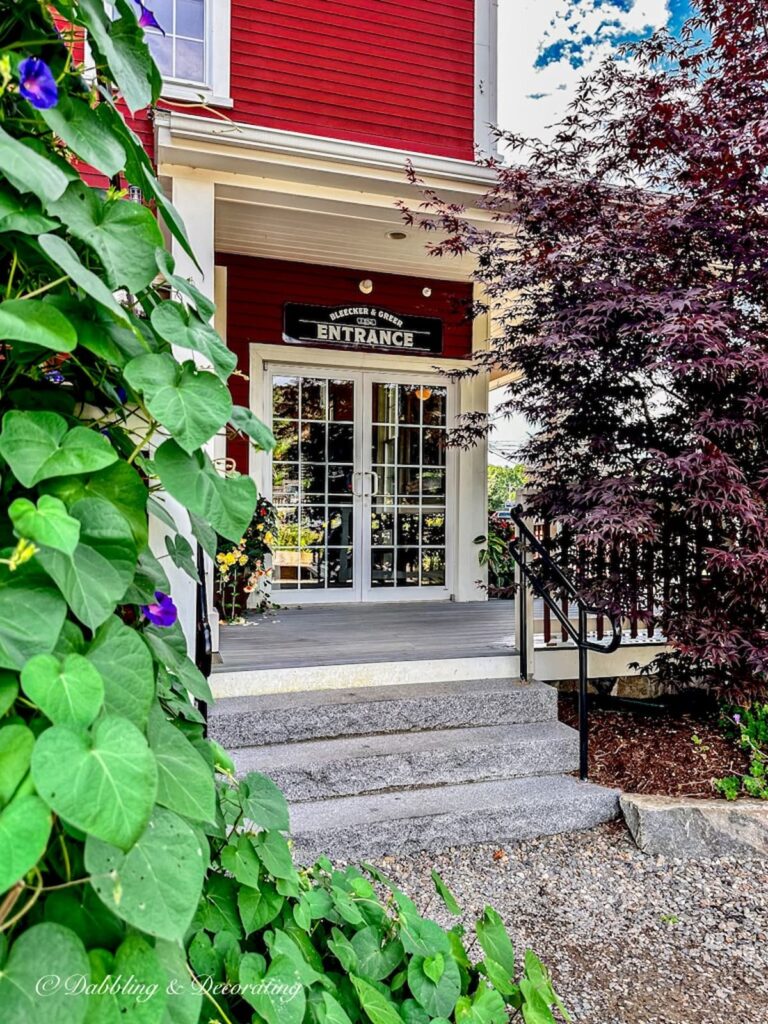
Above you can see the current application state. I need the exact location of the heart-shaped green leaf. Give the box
[0,125,69,202]
[409,954,462,1019]
[42,459,149,550]
[0,410,117,489]
[41,94,126,179]
[229,405,276,450]
[32,716,157,849]
[9,495,81,555]
[239,880,285,935]
[155,939,203,1024]
[46,180,163,294]
[125,354,232,454]
[221,834,262,889]
[0,189,57,235]
[0,793,51,893]
[350,926,405,982]
[38,233,130,322]
[151,301,236,380]
[155,250,216,322]
[255,830,298,882]
[87,935,168,1024]
[86,808,206,940]
[351,975,404,1024]
[86,617,155,728]
[0,566,67,671]
[0,299,77,352]
[0,723,34,807]
[239,772,291,832]
[245,954,306,1024]
[21,653,104,728]
[147,706,216,823]
[76,0,155,113]
[0,923,89,1024]
[152,440,256,542]
[476,907,515,978]
[36,497,138,631]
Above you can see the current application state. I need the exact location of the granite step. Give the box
[289,774,621,862]
[230,720,578,800]
[207,678,557,748]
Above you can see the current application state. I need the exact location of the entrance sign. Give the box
[283,303,443,355]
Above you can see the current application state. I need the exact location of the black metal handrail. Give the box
[507,505,623,781]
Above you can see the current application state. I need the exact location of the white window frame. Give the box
[158,0,232,107]
[104,0,232,107]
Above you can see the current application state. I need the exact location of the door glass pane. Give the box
[272,375,355,592]
[329,379,354,421]
[369,381,448,589]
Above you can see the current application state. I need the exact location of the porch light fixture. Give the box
[359,279,373,294]
[387,231,407,240]
[414,386,433,401]
[127,185,144,204]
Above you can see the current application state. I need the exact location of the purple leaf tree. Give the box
[409,0,768,699]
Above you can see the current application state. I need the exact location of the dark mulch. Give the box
[558,693,749,797]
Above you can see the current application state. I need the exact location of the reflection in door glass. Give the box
[272,376,355,591]
[370,382,448,588]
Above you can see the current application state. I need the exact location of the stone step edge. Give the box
[287,775,621,860]
[230,720,577,772]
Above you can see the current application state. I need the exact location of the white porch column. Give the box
[454,298,490,602]
[155,174,219,655]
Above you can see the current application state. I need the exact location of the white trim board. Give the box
[155,111,495,190]
[211,654,521,698]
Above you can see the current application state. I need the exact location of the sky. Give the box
[490,0,693,464]
[497,0,693,140]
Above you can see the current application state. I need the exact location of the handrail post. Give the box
[578,605,588,781]
[518,520,536,679]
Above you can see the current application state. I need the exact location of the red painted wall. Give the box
[225,0,475,160]
[216,254,474,469]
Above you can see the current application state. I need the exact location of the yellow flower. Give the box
[225,552,236,566]
[264,531,274,545]
[7,537,37,571]
[238,555,248,566]
[256,523,264,531]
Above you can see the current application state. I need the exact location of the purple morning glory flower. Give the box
[733,713,741,725]
[137,2,166,35]
[44,368,65,384]
[142,591,177,627]
[18,57,58,110]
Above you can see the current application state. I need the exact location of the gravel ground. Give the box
[373,821,768,1024]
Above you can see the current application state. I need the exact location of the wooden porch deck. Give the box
[214,601,518,673]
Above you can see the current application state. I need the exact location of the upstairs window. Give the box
[128,0,206,85]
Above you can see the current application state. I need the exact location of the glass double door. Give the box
[269,368,451,602]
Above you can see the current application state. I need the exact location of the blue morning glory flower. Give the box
[142,591,178,627]
[18,57,58,110]
[137,3,166,35]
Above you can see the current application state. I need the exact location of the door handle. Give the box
[352,471,364,497]
[363,470,379,497]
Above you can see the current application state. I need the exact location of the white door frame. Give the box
[359,367,454,603]
[262,359,456,604]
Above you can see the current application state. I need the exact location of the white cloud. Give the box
[497,0,671,140]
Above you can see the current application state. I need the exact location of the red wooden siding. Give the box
[225,0,475,160]
[216,254,474,469]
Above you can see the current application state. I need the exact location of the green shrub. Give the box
[714,704,768,801]
[0,4,567,1022]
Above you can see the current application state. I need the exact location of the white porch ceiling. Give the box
[214,184,476,281]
